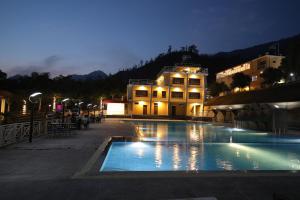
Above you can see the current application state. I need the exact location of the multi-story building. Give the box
[127,65,208,117]
[216,54,285,91]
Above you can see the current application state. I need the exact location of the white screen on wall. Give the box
[106,103,125,115]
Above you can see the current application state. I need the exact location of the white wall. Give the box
[106,103,125,115]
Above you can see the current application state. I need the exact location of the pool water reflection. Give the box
[100,121,300,171]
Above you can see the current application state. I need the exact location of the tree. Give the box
[261,68,283,87]
[167,45,172,54]
[280,40,300,78]
[188,44,199,54]
[209,82,230,97]
[231,73,251,90]
[0,69,7,80]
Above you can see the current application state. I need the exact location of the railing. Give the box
[128,79,154,85]
[0,121,47,147]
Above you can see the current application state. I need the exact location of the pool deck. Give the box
[0,119,300,200]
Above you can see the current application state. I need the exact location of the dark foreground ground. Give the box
[0,119,300,200]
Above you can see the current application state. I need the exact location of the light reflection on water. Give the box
[100,121,300,171]
[101,142,300,171]
[133,121,300,144]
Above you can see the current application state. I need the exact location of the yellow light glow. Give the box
[173,73,181,78]
[139,101,146,105]
[138,85,147,90]
[22,100,27,115]
[173,87,182,92]
[190,88,199,92]
[189,74,197,78]
[156,86,163,91]
[106,103,125,115]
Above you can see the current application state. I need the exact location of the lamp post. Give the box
[93,105,98,123]
[87,103,92,118]
[62,98,69,123]
[78,102,84,116]
[28,92,42,143]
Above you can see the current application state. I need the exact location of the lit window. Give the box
[188,78,200,85]
[172,78,184,84]
[189,92,201,99]
[171,92,183,98]
[135,90,148,97]
[252,76,257,81]
[153,91,157,98]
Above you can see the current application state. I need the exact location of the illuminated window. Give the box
[189,92,201,99]
[252,75,257,81]
[153,91,157,98]
[162,91,166,98]
[189,78,200,85]
[171,92,183,98]
[172,78,184,84]
[135,90,148,97]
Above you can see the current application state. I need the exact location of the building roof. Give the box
[206,81,300,106]
[0,90,12,98]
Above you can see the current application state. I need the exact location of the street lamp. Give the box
[28,92,42,143]
[93,105,98,118]
[87,104,92,118]
[78,102,84,116]
[62,98,70,123]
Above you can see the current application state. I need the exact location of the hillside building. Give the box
[127,65,208,117]
[216,54,285,91]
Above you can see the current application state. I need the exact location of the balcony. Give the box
[129,79,154,85]
[157,66,208,78]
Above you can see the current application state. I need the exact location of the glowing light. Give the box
[29,92,42,98]
[189,74,197,78]
[138,85,147,90]
[230,128,245,132]
[52,96,56,112]
[106,103,125,115]
[173,144,181,170]
[139,101,146,105]
[290,73,294,77]
[274,104,279,109]
[62,98,69,102]
[22,100,27,115]
[190,88,198,92]
[130,142,147,148]
[173,87,181,92]
[155,143,162,168]
[216,63,250,79]
[156,86,163,91]
[29,92,42,103]
[173,73,181,77]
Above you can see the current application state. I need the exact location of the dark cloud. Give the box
[5,55,64,77]
[44,55,63,68]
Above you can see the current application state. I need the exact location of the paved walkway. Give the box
[0,119,300,200]
[0,119,134,181]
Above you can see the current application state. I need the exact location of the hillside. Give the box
[70,70,107,81]
[108,33,300,86]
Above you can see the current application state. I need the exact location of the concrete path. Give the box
[0,119,300,200]
[0,119,134,181]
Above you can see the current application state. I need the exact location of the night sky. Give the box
[1,0,300,77]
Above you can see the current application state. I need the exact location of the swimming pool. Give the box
[100,121,300,171]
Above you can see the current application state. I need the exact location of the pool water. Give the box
[100,121,300,171]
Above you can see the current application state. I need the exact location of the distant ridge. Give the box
[70,70,107,81]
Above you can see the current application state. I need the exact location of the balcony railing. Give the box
[128,79,154,85]
[157,66,208,78]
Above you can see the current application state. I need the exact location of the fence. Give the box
[0,121,47,147]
